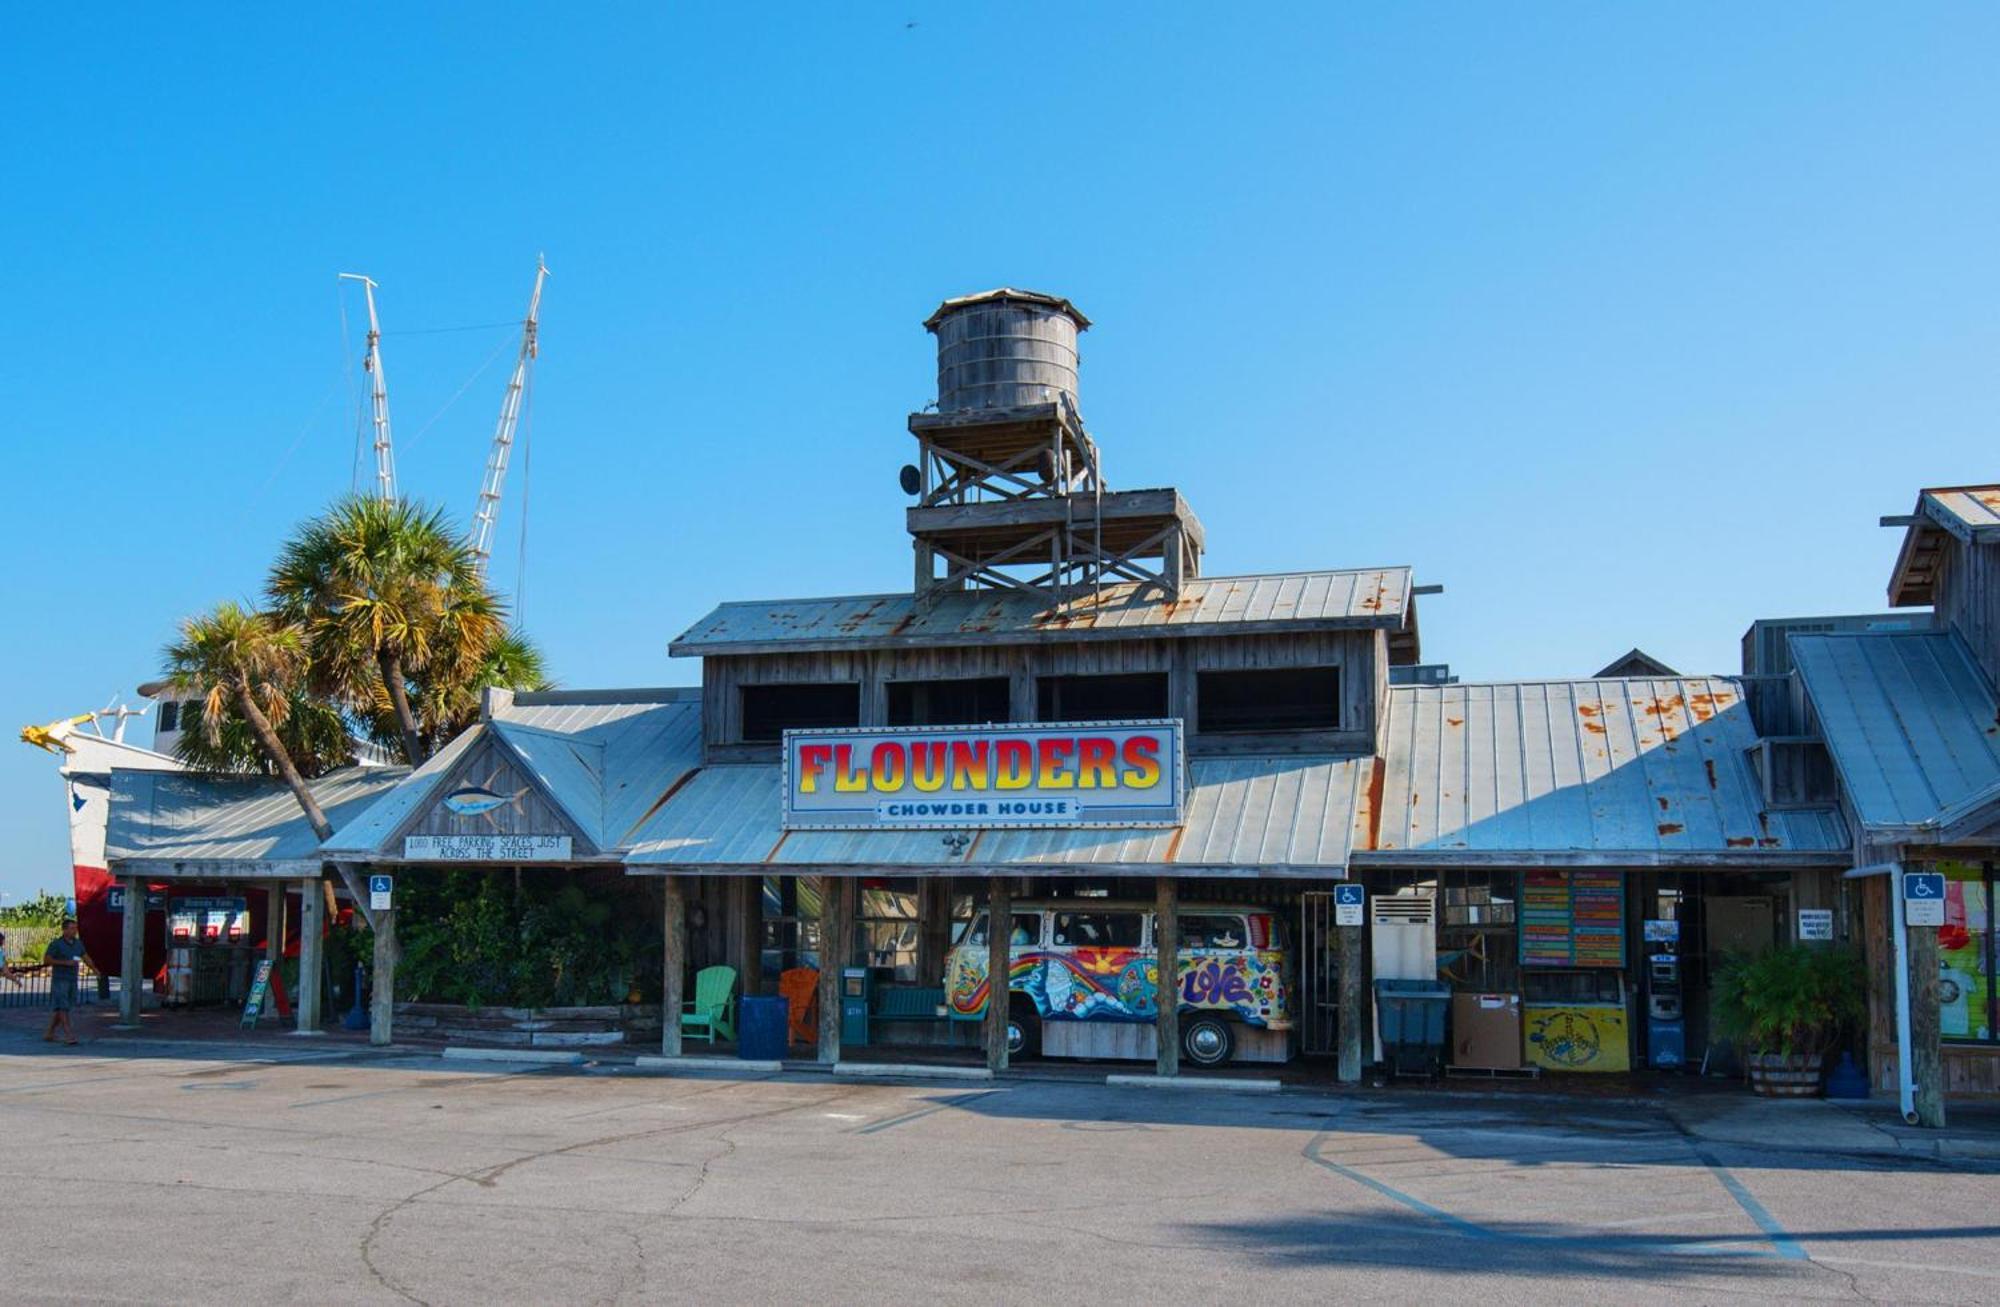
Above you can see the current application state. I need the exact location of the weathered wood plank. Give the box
[1155,878,1179,1077]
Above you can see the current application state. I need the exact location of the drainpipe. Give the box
[1845,861,1918,1125]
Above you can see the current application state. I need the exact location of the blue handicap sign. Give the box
[369,875,393,895]
[1904,872,1945,901]
[1334,884,1365,907]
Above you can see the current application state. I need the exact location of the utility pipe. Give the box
[1845,861,1918,1125]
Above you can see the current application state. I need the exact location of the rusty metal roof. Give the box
[107,766,410,875]
[923,288,1090,331]
[624,754,1370,877]
[669,568,1412,655]
[1363,678,1848,863]
[1791,631,2000,844]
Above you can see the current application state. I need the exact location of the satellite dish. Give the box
[898,464,922,496]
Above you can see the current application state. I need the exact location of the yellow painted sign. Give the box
[1524,1003,1630,1073]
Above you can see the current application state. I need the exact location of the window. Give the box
[761,875,822,977]
[1052,911,1144,948]
[1036,673,1169,722]
[1941,862,1996,1044]
[740,683,860,743]
[887,677,1010,727]
[1178,914,1247,949]
[966,911,1042,947]
[1196,667,1340,733]
[1439,869,1519,992]
[858,885,920,983]
[158,700,179,733]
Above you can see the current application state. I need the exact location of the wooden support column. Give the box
[1908,913,1946,1128]
[818,876,855,1064]
[1337,915,1365,1084]
[296,875,323,1034]
[737,876,764,998]
[1155,877,1180,1077]
[116,874,144,1027]
[369,906,397,1046]
[661,877,686,1056]
[265,883,284,971]
[917,877,955,985]
[985,877,1012,1073]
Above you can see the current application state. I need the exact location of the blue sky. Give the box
[3,5,1996,901]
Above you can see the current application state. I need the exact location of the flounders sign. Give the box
[782,720,1184,830]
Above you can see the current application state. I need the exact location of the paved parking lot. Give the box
[2,1039,1997,1304]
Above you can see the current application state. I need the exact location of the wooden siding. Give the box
[700,631,1380,759]
[402,743,596,855]
[1935,540,2000,688]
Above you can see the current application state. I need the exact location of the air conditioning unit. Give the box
[1370,893,1437,1063]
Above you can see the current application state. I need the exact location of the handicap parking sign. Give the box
[1334,883,1365,926]
[369,875,394,911]
[1904,872,1945,927]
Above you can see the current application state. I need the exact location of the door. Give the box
[1298,891,1341,1056]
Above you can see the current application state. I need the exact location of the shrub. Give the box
[1712,944,1864,1058]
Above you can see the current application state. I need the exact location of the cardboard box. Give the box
[1451,992,1523,1070]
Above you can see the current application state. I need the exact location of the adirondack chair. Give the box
[683,965,738,1044]
[778,966,820,1047]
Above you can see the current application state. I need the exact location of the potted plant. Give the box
[1711,944,1864,1097]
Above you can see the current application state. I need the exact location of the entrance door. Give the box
[1298,891,1342,1056]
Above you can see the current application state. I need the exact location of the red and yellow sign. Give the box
[782,721,1184,830]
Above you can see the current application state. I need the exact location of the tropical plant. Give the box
[268,496,503,766]
[1712,945,1865,1058]
[0,891,73,927]
[172,688,355,778]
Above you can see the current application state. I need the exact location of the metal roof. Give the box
[923,288,1090,331]
[1920,486,2000,544]
[320,690,704,859]
[1790,632,2000,844]
[1363,678,1848,863]
[107,766,409,875]
[625,755,1370,877]
[669,568,1412,655]
[1888,485,2000,606]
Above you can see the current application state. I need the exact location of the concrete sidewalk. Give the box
[1666,1093,2000,1164]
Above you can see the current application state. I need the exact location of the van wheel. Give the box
[1182,1015,1234,1067]
[1007,1001,1041,1060]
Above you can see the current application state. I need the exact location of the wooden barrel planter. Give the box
[1746,1051,1824,1097]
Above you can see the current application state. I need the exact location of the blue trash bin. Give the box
[1374,979,1450,1078]
[738,996,788,1062]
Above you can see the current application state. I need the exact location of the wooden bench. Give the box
[873,986,946,1021]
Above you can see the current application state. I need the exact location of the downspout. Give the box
[1845,861,1918,1125]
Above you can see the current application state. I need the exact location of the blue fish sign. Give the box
[443,785,527,817]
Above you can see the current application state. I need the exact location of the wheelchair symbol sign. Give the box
[1905,873,1943,899]
[1904,872,1945,926]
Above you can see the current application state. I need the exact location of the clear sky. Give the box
[3,5,1996,901]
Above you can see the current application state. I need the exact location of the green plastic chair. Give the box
[684,965,738,1044]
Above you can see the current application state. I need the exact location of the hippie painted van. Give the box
[945,900,1293,1066]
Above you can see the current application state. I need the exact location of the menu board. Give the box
[1521,870,1626,969]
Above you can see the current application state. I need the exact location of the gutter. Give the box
[1844,861,1918,1125]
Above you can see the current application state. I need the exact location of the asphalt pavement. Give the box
[2,1036,1997,1304]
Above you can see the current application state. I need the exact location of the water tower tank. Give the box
[925,288,1090,414]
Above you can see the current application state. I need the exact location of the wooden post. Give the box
[1337,919,1365,1083]
[736,876,764,998]
[985,877,1012,1073]
[296,875,323,1034]
[661,877,686,1056]
[917,877,955,986]
[1908,915,1946,1128]
[818,876,855,1064]
[116,874,145,1027]
[1155,877,1180,1077]
[265,883,284,971]
[369,906,396,1046]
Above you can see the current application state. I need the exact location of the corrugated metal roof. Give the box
[1922,486,2000,544]
[1791,632,2000,842]
[669,568,1412,655]
[108,766,409,871]
[924,287,1090,330]
[317,727,485,858]
[1364,678,1848,860]
[625,755,1368,875]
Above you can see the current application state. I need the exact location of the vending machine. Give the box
[1645,952,1686,1070]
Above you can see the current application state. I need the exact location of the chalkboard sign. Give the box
[241,959,274,1028]
[1521,870,1626,969]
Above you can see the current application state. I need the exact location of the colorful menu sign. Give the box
[1521,870,1626,969]
[781,721,1185,830]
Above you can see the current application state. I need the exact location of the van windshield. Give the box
[1052,912,1143,949]
[966,912,1041,947]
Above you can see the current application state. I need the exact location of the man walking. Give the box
[43,918,86,1045]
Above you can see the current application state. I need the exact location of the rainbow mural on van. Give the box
[947,944,1290,1030]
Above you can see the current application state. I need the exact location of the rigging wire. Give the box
[381,319,520,337]
[513,366,537,627]
[339,282,364,495]
[243,376,346,522]
[399,331,516,457]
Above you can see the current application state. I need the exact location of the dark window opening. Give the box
[887,677,1010,727]
[1036,672,1169,723]
[740,683,860,743]
[158,700,179,733]
[1196,667,1340,733]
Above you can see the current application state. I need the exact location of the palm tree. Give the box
[172,688,355,778]
[161,602,332,840]
[268,496,503,767]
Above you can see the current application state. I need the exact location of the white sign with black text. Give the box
[1796,908,1835,942]
[402,835,574,862]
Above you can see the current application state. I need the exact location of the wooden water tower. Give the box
[905,288,1204,605]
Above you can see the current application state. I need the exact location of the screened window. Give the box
[1196,667,1340,733]
[1036,673,1169,723]
[887,677,1010,727]
[966,912,1042,947]
[1941,862,1996,1045]
[1052,912,1144,948]
[740,683,860,743]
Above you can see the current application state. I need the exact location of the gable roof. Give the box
[1790,631,2000,844]
[1889,485,2000,606]
[669,568,1412,656]
[107,766,409,876]
[1593,648,1679,679]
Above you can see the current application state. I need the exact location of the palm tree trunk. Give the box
[236,681,334,842]
[378,649,427,766]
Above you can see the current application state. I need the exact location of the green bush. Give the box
[0,892,72,928]
[1712,944,1864,1058]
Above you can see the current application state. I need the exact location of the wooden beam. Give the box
[1879,515,1922,528]
[369,908,397,1047]
[1908,915,1945,1127]
[297,875,323,1033]
[736,876,764,999]
[1337,917,1364,1084]
[265,884,284,971]
[661,877,685,1056]
[1155,878,1180,1077]
[819,876,855,1064]
[117,874,144,1028]
[985,877,1012,1073]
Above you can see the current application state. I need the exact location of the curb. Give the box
[635,1054,783,1073]
[442,1046,585,1066]
[1106,1073,1282,1093]
[834,1062,993,1081]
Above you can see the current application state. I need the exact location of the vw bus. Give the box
[945,900,1293,1066]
